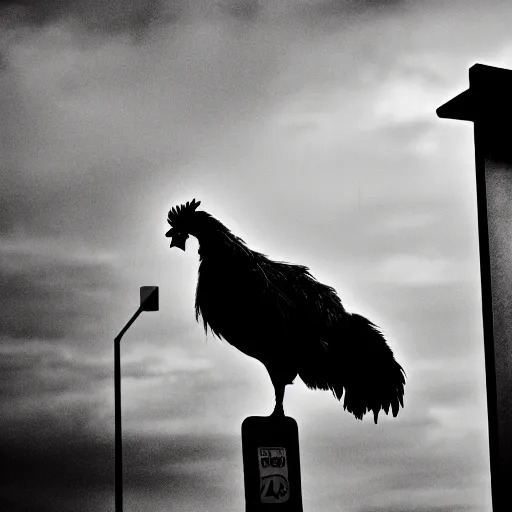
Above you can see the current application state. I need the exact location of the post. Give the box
[241,415,303,512]
[114,286,159,512]
[114,331,125,512]
[437,64,512,512]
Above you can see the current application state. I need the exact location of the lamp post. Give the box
[114,286,159,512]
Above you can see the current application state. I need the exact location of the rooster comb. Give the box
[167,199,201,226]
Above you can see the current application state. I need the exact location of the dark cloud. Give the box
[0,328,216,428]
[222,0,261,21]
[0,244,116,341]
[0,345,109,403]
[304,0,405,18]
[0,17,282,244]
[0,0,184,36]
[0,424,239,512]
[0,0,415,37]
[278,0,409,31]
[358,506,477,512]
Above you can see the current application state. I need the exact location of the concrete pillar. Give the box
[437,63,512,512]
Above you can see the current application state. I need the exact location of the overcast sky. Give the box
[2,0,512,511]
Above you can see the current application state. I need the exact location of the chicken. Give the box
[165,199,405,423]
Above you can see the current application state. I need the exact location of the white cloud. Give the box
[0,235,118,267]
[373,77,441,125]
[121,344,214,377]
[374,253,472,286]
[379,211,440,231]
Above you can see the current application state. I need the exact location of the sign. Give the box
[258,447,290,503]
[140,286,159,311]
[241,415,303,512]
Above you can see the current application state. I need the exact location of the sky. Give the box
[1,0,511,511]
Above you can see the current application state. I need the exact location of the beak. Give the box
[170,235,188,251]
[165,227,188,251]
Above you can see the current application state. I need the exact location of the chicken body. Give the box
[166,200,406,422]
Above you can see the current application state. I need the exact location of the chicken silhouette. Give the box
[166,199,405,423]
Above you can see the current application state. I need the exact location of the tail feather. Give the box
[298,313,406,424]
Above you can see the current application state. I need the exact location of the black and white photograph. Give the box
[2,1,510,511]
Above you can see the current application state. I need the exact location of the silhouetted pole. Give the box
[437,63,512,512]
[114,286,159,512]
[241,415,303,512]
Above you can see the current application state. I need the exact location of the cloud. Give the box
[0,0,183,37]
[371,63,455,127]
[0,343,109,400]
[298,401,490,512]
[0,237,117,341]
[121,350,212,380]
[0,0,417,36]
[373,253,472,286]
[0,424,240,512]
[0,0,490,253]
[0,14,298,245]
[297,0,405,22]
[358,506,478,512]
[0,338,244,510]
[0,331,217,422]
[222,0,261,21]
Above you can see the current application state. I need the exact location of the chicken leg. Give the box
[271,381,286,417]
[267,365,297,417]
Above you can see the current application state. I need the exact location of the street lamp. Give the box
[114,286,159,512]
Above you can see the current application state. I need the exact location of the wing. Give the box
[195,251,347,343]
